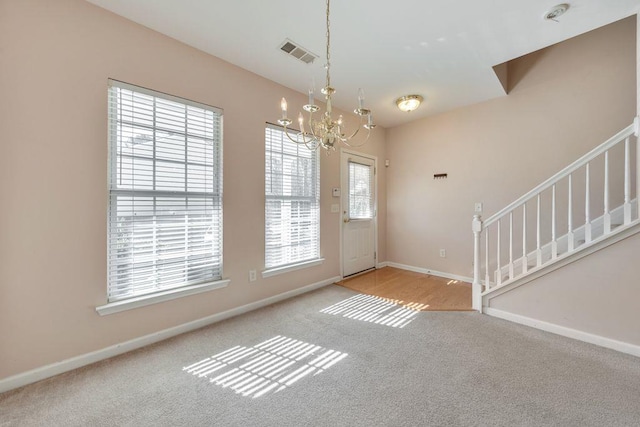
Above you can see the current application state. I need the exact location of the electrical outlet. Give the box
[439,249,446,258]
[331,204,339,213]
[249,270,257,282]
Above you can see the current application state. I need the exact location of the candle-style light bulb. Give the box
[337,115,343,126]
[368,114,373,126]
[298,112,304,129]
[281,97,288,119]
[308,85,314,106]
[358,88,365,109]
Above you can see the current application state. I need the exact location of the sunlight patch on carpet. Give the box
[183,336,347,398]
[320,294,425,328]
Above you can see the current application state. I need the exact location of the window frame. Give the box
[348,160,375,220]
[263,124,323,277]
[97,80,228,315]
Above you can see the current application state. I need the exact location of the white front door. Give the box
[341,151,376,277]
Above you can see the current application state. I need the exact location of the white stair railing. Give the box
[472,121,640,311]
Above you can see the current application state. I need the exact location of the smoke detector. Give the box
[544,4,570,22]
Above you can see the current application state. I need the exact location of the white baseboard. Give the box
[375,261,389,268]
[0,276,340,394]
[385,262,473,283]
[485,307,640,358]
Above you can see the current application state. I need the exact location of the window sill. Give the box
[261,258,324,279]
[96,279,231,316]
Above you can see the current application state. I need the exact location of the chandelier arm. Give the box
[282,126,309,146]
[298,112,322,150]
[339,123,361,142]
[340,127,371,148]
[303,138,321,151]
[339,113,368,141]
[307,112,320,140]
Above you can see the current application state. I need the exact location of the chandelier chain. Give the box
[276,0,373,151]
[325,0,331,88]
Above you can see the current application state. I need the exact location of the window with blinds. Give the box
[107,80,223,303]
[265,124,320,269]
[348,161,374,219]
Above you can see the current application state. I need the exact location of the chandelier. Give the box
[278,0,375,151]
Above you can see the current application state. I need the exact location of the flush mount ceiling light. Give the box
[396,95,423,112]
[277,0,374,152]
[544,3,570,21]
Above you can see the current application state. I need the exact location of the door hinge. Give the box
[374,251,377,260]
[374,167,377,175]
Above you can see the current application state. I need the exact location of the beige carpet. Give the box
[1,284,640,426]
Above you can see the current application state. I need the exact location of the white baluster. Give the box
[637,132,640,221]
[551,184,557,259]
[522,203,527,275]
[568,174,574,251]
[496,220,501,286]
[509,212,514,280]
[637,131,640,221]
[624,137,631,224]
[484,230,489,288]
[604,150,611,234]
[585,162,592,244]
[472,215,482,311]
[536,194,542,266]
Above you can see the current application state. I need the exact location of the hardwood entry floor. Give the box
[336,267,472,311]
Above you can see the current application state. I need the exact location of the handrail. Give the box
[473,120,639,312]
[483,123,636,227]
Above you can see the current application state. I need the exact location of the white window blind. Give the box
[265,124,320,269]
[348,161,374,219]
[107,80,223,303]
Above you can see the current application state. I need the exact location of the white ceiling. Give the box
[86,0,640,128]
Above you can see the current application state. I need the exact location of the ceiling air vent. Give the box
[279,39,317,64]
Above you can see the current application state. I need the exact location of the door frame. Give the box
[339,148,379,279]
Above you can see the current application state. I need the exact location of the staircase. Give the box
[472,120,640,311]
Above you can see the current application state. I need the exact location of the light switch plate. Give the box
[331,204,339,213]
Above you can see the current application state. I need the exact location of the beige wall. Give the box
[0,0,386,379]
[1,0,635,382]
[487,230,640,346]
[386,17,636,278]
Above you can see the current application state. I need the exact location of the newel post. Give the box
[472,214,483,312]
